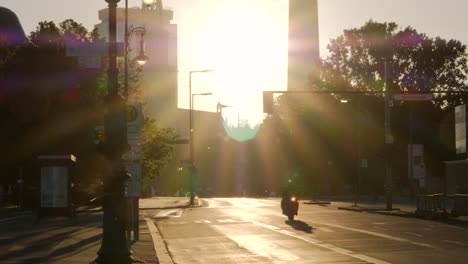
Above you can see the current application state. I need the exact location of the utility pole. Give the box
[384,60,393,210]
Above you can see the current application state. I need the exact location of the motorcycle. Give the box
[281,195,299,221]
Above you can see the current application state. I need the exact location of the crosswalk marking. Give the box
[202,198,276,208]
[195,220,212,224]
[169,219,249,225]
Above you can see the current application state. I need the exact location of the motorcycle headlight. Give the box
[290,197,296,202]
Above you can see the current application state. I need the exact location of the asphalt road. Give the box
[149,197,468,264]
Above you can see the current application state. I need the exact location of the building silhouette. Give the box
[93,0,324,196]
[288,0,320,91]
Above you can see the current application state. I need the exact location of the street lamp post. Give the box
[187,70,213,205]
[188,70,213,163]
[96,0,133,263]
[217,102,240,127]
[124,0,149,99]
[190,92,212,204]
[340,97,361,207]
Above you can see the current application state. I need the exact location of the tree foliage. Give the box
[321,20,468,108]
[141,117,179,195]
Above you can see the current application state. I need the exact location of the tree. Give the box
[318,20,468,195]
[141,117,179,196]
[321,20,468,108]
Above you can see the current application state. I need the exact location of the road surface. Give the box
[147,197,468,264]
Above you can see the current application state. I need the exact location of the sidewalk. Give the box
[0,197,193,263]
[304,196,468,225]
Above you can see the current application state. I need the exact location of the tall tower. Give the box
[288,0,320,91]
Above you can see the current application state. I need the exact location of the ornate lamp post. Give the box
[95,0,132,263]
[124,0,149,99]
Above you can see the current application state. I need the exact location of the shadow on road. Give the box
[285,220,314,233]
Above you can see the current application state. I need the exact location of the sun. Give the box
[190,0,288,125]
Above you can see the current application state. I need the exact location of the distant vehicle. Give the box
[281,192,299,221]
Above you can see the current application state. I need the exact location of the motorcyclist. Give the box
[281,189,290,214]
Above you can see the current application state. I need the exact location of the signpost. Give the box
[123,102,143,241]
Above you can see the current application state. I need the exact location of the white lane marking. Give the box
[242,219,280,230]
[0,214,30,224]
[153,209,183,219]
[227,234,299,261]
[242,218,389,264]
[8,245,26,251]
[373,226,389,231]
[443,240,468,246]
[218,219,237,223]
[320,227,334,233]
[405,232,422,237]
[204,198,276,208]
[312,221,433,248]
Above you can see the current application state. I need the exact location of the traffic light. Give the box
[263,91,274,114]
[94,125,105,144]
[98,130,105,141]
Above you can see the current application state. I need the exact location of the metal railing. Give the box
[416,194,468,218]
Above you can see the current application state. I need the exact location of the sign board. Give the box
[408,144,426,188]
[385,135,394,144]
[360,159,368,168]
[393,93,432,101]
[66,42,124,57]
[123,139,142,160]
[125,163,141,197]
[455,105,466,154]
[127,103,143,126]
[40,167,68,208]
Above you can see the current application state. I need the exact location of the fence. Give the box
[416,194,468,218]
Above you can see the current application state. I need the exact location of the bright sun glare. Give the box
[190,0,287,126]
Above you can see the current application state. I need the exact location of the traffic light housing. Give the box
[94,126,105,144]
[98,130,105,141]
[263,91,274,114]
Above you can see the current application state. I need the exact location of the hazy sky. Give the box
[1,0,467,124]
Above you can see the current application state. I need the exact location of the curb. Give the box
[303,201,331,205]
[337,206,368,212]
[373,210,415,218]
[145,217,173,264]
[140,199,202,210]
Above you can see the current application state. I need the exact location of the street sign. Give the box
[123,139,142,160]
[125,162,141,197]
[127,103,143,126]
[393,93,432,101]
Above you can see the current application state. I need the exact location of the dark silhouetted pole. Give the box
[384,60,393,210]
[95,0,133,263]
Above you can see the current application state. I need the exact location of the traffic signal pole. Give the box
[384,61,393,210]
